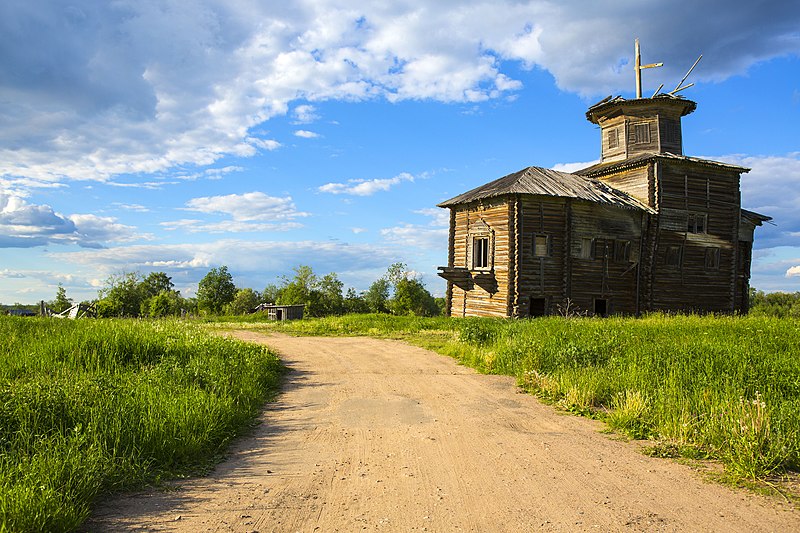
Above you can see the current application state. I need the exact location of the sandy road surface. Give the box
[88,332,798,532]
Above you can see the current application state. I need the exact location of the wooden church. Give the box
[437,46,769,318]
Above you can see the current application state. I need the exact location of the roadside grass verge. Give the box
[229,313,800,484]
[0,317,282,532]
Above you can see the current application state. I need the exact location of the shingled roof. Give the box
[576,152,750,177]
[437,165,652,211]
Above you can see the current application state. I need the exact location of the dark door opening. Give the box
[529,298,547,317]
[276,309,284,321]
[594,298,608,317]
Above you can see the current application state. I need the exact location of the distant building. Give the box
[253,303,305,321]
[437,94,769,318]
[7,308,36,317]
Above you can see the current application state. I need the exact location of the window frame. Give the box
[664,245,683,268]
[606,128,619,149]
[613,240,631,263]
[687,212,708,234]
[633,122,651,144]
[705,247,720,270]
[472,236,490,270]
[533,234,551,258]
[579,237,595,260]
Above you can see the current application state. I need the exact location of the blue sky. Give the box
[1,1,799,304]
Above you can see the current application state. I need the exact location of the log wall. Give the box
[449,198,512,317]
[649,162,742,313]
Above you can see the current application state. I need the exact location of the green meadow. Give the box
[0,317,282,532]
[256,313,800,482]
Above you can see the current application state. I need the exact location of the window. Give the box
[534,235,550,257]
[688,213,707,234]
[613,240,631,263]
[580,238,595,259]
[594,298,609,317]
[634,123,650,144]
[705,247,720,270]
[529,298,547,317]
[607,128,618,149]
[472,236,490,269]
[665,245,683,267]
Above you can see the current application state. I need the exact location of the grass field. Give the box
[0,317,282,532]
[242,313,800,483]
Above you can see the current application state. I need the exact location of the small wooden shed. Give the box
[254,304,305,321]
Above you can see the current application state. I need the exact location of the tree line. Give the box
[37,262,443,319]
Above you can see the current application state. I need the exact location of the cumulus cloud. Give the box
[292,104,320,124]
[319,172,415,196]
[0,190,140,248]
[380,224,448,250]
[2,1,797,188]
[181,192,309,222]
[294,129,321,139]
[716,152,800,249]
[787,266,800,278]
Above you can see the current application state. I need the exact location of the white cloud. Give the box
[50,239,397,288]
[414,207,450,227]
[161,219,303,234]
[181,192,309,222]
[787,266,800,278]
[0,190,141,248]
[2,1,796,188]
[552,159,601,173]
[352,227,367,234]
[294,129,321,139]
[380,224,448,250]
[715,152,800,250]
[319,172,415,196]
[292,104,320,124]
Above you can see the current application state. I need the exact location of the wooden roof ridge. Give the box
[576,152,750,177]
[437,165,653,212]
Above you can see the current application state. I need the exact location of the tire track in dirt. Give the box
[87,332,798,532]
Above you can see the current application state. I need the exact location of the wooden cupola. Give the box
[586,96,696,162]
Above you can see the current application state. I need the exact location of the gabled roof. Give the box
[576,152,750,177]
[437,165,653,212]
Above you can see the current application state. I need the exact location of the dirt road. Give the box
[89,332,797,532]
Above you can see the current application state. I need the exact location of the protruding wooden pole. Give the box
[635,38,642,99]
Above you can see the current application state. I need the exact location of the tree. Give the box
[147,291,183,318]
[96,272,144,317]
[317,272,344,316]
[51,284,73,313]
[390,277,439,316]
[364,278,390,313]
[196,266,237,315]
[262,283,281,304]
[228,288,261,315]
[140,272,174,299]
[344,287,369,314]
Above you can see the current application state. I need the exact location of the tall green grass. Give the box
[258,313,800,481]
[0,317,282,532]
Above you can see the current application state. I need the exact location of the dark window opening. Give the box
[534,234,550,257]
[665,245,683,267]
[613,240,631,263]
[705,247,720,270]
[473,236,490,269]
[594,299,608,317]
[529,298,547,317]
[687,213,707,234]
